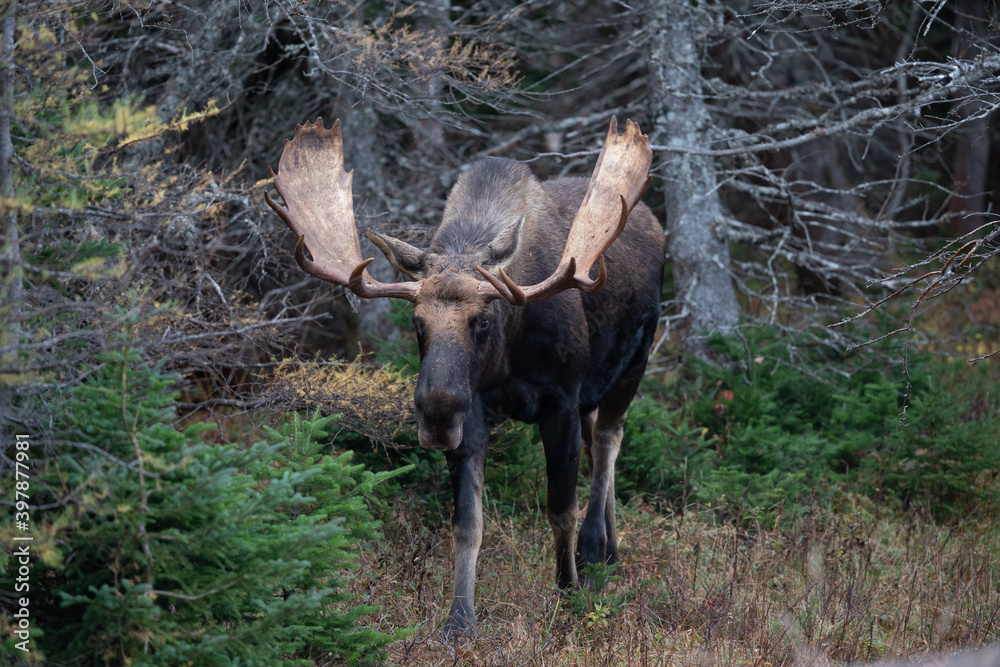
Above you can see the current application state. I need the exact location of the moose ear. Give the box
[482,214,525,268]
[366,229,429,279]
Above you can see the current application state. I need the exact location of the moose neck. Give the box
[434,159,546,255]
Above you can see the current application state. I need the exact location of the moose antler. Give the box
[265,118,421,301]
[477,117,652,306]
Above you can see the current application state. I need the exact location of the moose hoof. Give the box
[443,600,477,647]
[576,539,607,571]
[443,620,476,648]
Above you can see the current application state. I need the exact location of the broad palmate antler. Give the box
[264,118,420,300]
[476,116,652,305]
[265,117,652,305]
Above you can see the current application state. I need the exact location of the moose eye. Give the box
[475,316,490,333]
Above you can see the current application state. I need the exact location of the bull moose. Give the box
[265,117,665,641]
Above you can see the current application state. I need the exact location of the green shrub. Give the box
[0,347,407,665]
[856,364,1000,517]
[617,398,708,504]
[646,326,1000,522]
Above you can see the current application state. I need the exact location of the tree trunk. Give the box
[647,1,739,357]
[0,1,19,435]
[949,0,991,237]
[413,0,449,150]
[334,101,401,346]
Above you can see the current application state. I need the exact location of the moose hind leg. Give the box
[577,414,624,568]
[578,361,644,570]
[540,407,582,589]
[581,409,597,475]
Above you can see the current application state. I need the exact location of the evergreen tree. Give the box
[1,346,406,664]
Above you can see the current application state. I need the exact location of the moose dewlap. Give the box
[265,117,665,642]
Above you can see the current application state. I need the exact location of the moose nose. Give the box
[414,387,470,452]
[418,416,464,451]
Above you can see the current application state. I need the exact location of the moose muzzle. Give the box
[415,389,469,451]
[414,384,471,452]
[417,413,465,451]
[413,338,475,451]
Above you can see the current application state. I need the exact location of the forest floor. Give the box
[350,494,999,666]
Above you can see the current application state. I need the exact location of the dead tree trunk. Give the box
[949,0,992,237]
[647,1,739,357]
[413,0,449,150]
[326,2,401,346]
[337,102,400,345]
[0,1,19,434]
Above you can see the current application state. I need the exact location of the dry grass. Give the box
[265,359,416,447]
[352,495,1000,666]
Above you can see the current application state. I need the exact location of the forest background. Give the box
[1,0,1000,664]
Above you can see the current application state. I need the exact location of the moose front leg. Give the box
[442,404,488,643]
[540,407,582,589]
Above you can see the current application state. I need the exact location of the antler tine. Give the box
[349,258,421,300]
[477,117,651,305]
[476,266,526,306]
[266,118,422,302]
